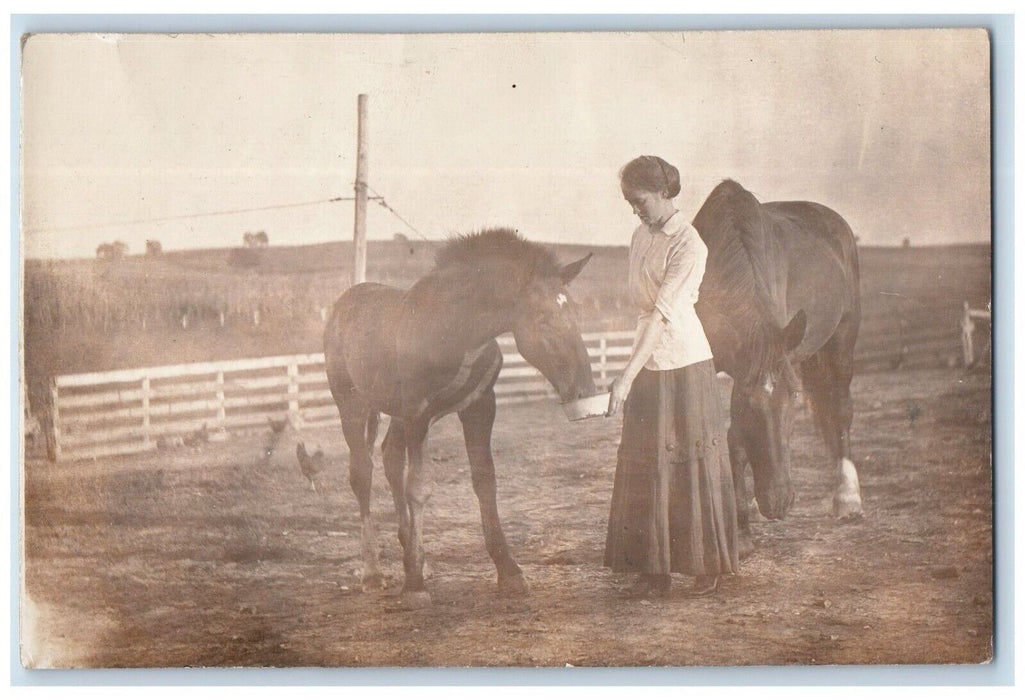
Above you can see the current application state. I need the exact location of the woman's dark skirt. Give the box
[604,360,739,576]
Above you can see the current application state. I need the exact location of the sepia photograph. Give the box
[18,26,994,670]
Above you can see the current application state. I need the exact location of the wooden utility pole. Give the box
[352,94,369,286]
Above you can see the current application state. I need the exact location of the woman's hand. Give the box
[606,373,634,417]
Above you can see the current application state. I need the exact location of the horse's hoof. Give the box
[497,572,530,598]
[833,460,863,520]
[746,498,766,522]
[832,496,864,520]
[399,590,432,610]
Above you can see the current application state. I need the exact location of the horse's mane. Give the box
[695,180,790,321]
[693,180,789,385]
[693,180,763,250]
[433,228,561,281]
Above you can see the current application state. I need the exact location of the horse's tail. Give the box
[366,411,381,454]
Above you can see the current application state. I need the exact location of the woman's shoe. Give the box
[683,574,719,598]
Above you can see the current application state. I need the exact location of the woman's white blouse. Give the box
[627,210,714,370]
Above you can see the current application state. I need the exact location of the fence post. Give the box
[287,361,300,425]
[961,301,975,367]
[141,376,152,448]
[216,371,226,424]
[47,378,61,461]
[599,336,608,387]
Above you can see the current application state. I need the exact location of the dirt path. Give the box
[21,367,992,668]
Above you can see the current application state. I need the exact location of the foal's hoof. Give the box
[361,573,387,592]
[497,572,530,598]
[399,590,433,610]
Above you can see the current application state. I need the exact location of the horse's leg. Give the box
[381,420,410,550]
[727,399,756,560]
[802,337,863,519]
[458,387,528,597]
[339,402,384,589]
[399,418,433,609]
[830,330,862,519]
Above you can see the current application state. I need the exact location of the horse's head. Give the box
[732,310,806,520]
[512,253,598,403]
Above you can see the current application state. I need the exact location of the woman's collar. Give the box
[653,210,687,235]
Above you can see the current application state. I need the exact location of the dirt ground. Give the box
[21,365,993,668]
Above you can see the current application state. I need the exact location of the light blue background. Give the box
[9,13,1013,686]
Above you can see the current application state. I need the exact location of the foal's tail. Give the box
[366,411,381,454]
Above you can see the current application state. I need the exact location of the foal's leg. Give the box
[381,420,410,550]
[400,418,433,609]
[802,343,863,519]
[339,403,384,589]
[459,387,528,597]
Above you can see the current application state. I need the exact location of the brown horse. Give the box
[322,228,596,608]
[693,180,863,555]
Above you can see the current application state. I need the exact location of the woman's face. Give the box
[622,184,672,228]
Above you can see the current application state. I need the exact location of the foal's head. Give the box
[511,252,597,402]
[435,229,598,403]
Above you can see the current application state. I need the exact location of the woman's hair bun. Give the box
[620,155,680,198]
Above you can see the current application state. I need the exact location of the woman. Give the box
[604,155,739,598]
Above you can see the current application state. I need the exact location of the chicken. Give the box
[260,417,290,465]
[296,441,325,492]
[183,422,209,447]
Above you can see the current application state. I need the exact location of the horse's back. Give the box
[324,283,407,413]
[764,200,860,357]
[766,200,858,274]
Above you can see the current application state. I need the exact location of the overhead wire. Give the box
[26,184,435,249]
[23,194,383,235]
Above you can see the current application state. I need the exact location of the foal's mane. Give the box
[433,228,561,283]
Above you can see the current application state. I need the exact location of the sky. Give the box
[20,29,991,259]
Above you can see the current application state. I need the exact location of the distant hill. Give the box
[22,240,991,415]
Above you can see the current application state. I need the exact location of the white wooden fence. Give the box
[960,300,992,367]
[46,330,635,462]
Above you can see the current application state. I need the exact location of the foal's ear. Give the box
[781,310,807,353]
[559,253,593,285]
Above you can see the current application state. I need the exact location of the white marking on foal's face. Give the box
[555,293,568,308]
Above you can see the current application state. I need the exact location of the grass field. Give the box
[22,365,992,667]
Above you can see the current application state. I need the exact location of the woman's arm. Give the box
[606,231,705,416]
[606,312,666,416]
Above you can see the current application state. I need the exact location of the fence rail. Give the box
[46,331,635,462]
[45,314,974,463]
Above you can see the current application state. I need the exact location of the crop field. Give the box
[22,241,990,413]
